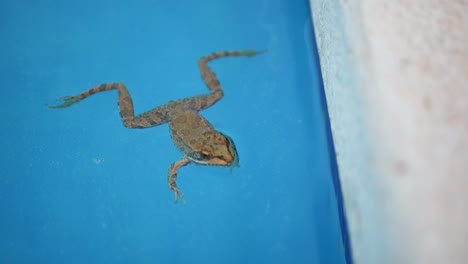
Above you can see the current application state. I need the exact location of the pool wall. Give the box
[309,1,468,264]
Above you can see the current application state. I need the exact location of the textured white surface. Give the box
[310,1,468,263]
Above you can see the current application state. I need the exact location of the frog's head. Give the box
[189,131,239,168]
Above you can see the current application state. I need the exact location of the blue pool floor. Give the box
[0,0,350,263]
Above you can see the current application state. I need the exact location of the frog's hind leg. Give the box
[48,82,169,128]
[180,49,266,111]
[168,157,191,205]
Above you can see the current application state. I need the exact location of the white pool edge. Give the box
[309,1,468,264]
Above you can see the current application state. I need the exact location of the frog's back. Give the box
[168,110,214,153]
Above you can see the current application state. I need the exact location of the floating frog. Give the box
[49,49,265,204]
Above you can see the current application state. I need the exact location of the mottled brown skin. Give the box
[49,49,264,204]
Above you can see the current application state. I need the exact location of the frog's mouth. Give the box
[187,155,234,166]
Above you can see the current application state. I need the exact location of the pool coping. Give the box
[309,1,468,263]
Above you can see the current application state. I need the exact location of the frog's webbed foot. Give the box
[48,95,81,109]
[168,158,191,205]
[240,49,267,57]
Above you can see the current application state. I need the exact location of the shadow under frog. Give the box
[48,49,265,204]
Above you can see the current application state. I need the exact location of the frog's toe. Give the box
[172,188,186,205]
[241,49,267,57]
[48,95,81,109]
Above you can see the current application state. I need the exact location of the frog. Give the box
[48,49,265,204]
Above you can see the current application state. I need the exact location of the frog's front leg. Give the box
[168,157,191,204]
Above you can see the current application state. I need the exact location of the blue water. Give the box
[1,0,349,263]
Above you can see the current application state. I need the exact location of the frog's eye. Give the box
[198,151,212,160]
[214,135,225,144]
